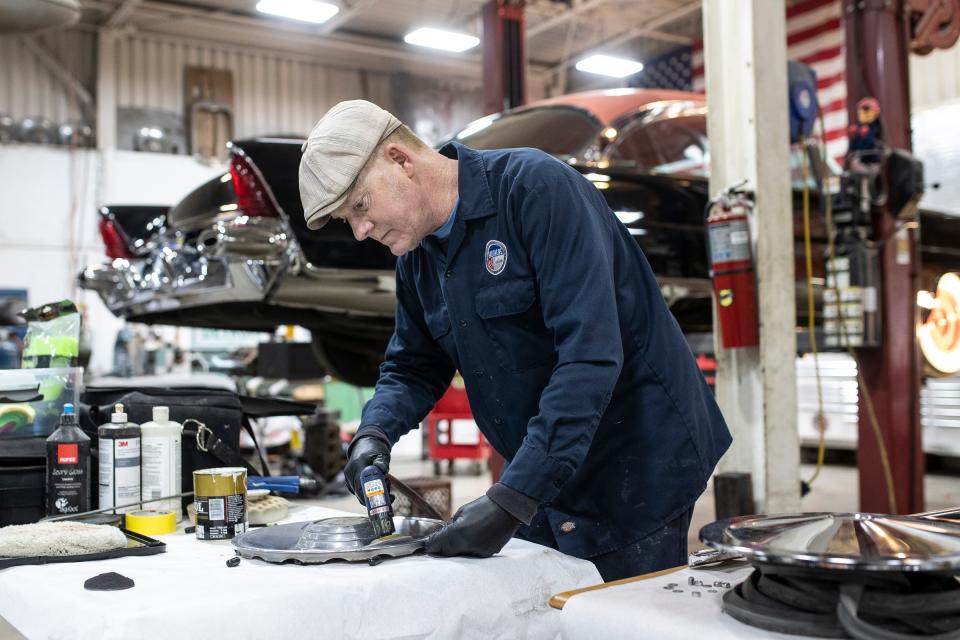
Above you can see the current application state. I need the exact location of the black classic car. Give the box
[80,89,960,386]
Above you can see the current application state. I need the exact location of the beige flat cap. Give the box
[299,100,402,230]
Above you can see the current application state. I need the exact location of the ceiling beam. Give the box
[104,0,143,28]
[548,0,700,74]
[20,36,94,114]
[527,0,615,38]
[318,0,378,35]
[127,1,549,82]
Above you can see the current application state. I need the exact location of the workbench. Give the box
[0,505,601,640]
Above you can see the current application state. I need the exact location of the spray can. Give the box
[45,404,91,516]
[98,403,141,513]
[140,406,183,521]
[360,465,395,538]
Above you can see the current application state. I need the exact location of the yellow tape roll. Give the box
[125,510,177,536]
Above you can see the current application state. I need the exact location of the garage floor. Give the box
[311,456,960,552]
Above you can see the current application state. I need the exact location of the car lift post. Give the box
[843,0,924,514]
[482,0,526,116]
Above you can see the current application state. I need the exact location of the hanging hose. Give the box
[800,149,827,489]
[816,111,898,513]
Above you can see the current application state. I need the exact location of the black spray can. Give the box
[360,465,395,538]
[45,404,91,516]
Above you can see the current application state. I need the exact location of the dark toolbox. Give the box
[1,382,318,526]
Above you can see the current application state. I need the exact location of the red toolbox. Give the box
[426,374,491,475]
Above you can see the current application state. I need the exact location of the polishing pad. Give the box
[0,522,127,558]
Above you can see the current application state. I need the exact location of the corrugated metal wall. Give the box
[0,30,97,124]
[108,32,402,139]
[910,47,960,111]
[0,28,483,143]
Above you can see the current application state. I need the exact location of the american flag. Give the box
[638,0,848,164]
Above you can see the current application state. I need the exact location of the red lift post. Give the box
[844,0,922,514]
[482,0,526,116]
[843,0,960,513]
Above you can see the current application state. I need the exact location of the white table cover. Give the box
[561,564,821,639]
[0,505,600,640]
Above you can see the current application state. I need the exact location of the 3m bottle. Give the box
[140,406,183,521]
[45,404,91,516]
[98,403,141,513]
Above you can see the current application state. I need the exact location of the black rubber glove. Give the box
[344,433,391,505]
[425,495,521,558]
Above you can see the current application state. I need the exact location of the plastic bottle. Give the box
[45,404,91,516]
[140,406,183,521]
[98,403,141,513]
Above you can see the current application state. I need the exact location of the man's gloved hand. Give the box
[344,433,391,505]
[424,495,521,558]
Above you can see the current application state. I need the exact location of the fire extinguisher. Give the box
[707,188,759,348]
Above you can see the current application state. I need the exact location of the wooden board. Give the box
[184,66,234,160]
[548,565,685,610]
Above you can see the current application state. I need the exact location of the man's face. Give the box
[330,145,432,256]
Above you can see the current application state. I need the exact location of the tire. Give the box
[310,336,383,387]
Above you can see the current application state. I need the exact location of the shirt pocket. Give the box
[425,304,460,361]
[425,306,452,342]
[475,278,555,372]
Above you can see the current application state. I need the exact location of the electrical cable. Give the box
[800,146,827,489]
[816,108,898,514]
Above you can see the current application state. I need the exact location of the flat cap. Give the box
[299,100,402,230]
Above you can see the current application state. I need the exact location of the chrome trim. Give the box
[701,512,960,572]
[197,215,290,259]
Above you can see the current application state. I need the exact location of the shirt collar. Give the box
[438,142,497,221]
[431,198,459,239]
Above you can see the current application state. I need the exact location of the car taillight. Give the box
[230,153,278,217]
[99,218,134,259]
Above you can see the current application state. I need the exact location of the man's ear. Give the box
[383,143,414,178]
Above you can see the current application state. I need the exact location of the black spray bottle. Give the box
[45,403,91,516]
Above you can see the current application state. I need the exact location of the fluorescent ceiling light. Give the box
[404,27,479,52]
[256,0,339,24]
[575,54,644,78]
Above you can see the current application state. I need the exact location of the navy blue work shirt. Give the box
[360,142,731,559]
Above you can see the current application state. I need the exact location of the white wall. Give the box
[910,47,960,217]
[910,46,960,112]
[0,145,99,305]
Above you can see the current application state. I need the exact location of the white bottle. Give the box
[140,406,183,522]
[98,403,141,514]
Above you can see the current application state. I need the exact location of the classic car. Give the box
[80,89,960,386]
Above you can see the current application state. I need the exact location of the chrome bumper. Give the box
[79,214,397,319]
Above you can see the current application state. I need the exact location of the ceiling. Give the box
[80,0,705,86]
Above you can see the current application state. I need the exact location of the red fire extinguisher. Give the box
[707,188,759,348]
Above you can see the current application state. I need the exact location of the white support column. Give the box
[703,0,800,514]
[96,29,118,151]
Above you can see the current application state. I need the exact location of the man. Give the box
[299,100,731,581]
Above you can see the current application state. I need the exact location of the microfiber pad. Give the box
[0,521,128,558]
